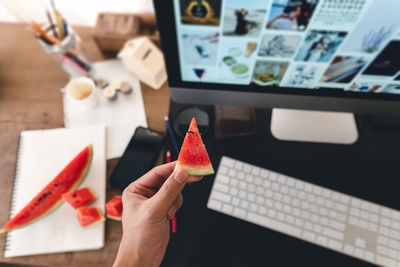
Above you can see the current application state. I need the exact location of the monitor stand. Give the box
[270,108,358,144]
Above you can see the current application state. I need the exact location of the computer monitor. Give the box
[154,0,400,144]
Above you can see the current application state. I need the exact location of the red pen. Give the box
[166,150,178,233]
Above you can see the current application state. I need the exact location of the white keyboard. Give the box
[207,157,400,267]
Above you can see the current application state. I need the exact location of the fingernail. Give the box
[168,206,176,220]
[174,169,188,184]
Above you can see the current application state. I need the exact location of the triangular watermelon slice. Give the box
[0,145,93,234]
[175,117,214,176]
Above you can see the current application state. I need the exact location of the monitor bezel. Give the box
[154,0,400,103]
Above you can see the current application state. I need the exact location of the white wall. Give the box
[0,0,154,26]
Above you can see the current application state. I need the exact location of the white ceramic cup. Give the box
[66,77,97,108]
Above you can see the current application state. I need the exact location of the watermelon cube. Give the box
[106,196,123,221]
[77,207,105,228]
[63,187,96,209]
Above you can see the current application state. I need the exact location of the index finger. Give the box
[134,161,176,190]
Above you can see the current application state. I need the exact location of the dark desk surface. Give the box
[162,104,400,267]
[0,22,170,267]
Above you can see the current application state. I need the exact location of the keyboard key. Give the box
[262,180,271,189]
[228,169,236,177]
[234,161,243,170]
[323,227,344,240]
[208,199,222,210]
[230,187,238,196]
[269,172,278,181]
[256,187,264,195]
[277,212,285,221]
[238,190,246,199]
[267,209,276,218]
[230,178,239,187]
[221,157,234,167]
[256,196,264,205]
[247,193,256,202]
[247,212,302,237]
[240,200,249,209]
[258,206,267,215]
[214,182,229,193]
[329,220,346,231]
[243,163,251,173]
[218,166,227,174]
[355,238,366,248]
[283,195,291,204]
[246,174,254,183]
[316,235,328,246]
[283,204,291,214]
[212,191,231,203]
[260,170,269,178]
[295,218,304,227]
[252,167,260,176]
[254,177,262,186]
[355,248,363,258]
[248,184,256,193]
[237,172,245,180]
[233,207,246,219]
[232,197,240,206]
[364,251,374,262]
[249,203,258,212]
[286,215,295,224]
[265,199,273,207]
[264,189,273,198]
[274,202,282,211]
[218,175,230,184]
[222,204,233,214]
[328,239,343,251]
[239,181,247,190]
[302,231,316,242]
[278,175,287,184]
[344,244,354,255]
[274,192,282,201]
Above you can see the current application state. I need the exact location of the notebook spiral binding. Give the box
[4,134,25,253]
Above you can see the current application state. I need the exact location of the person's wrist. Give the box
[114,237,151,267]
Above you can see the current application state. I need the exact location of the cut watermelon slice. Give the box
[77,207,105,228]
[175,117,214,176]
[106,196,122,221]
[62,187,97,209]
[0,145,93,234]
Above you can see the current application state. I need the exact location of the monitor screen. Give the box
[173,0,400,95]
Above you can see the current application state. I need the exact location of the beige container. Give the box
[118,36,167,90]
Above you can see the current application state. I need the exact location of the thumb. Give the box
[149,169,188,215]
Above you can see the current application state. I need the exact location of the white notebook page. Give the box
[4,126,106,258]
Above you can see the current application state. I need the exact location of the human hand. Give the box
[113,162,202,267]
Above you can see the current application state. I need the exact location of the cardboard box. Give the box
[93,13,160,53]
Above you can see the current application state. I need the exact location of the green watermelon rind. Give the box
[106,214,122,221]
[106,196,122,221]
[0,145,93,234]
[174,162,215,177]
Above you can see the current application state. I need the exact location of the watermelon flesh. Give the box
[106,196,122,221]
[175,117,214,176]
[0,145,93,234]
[77,207,104,228]
[63,187,97,209]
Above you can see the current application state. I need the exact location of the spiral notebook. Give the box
[4,126,106,258]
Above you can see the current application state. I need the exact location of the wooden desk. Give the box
[0,23,170,266]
